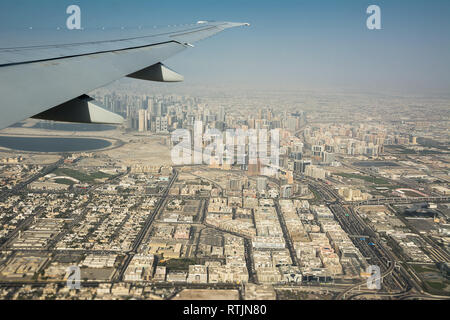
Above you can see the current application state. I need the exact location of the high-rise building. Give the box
[281,185,293,198]
[294,184,309,196]
[141,96,148,109]
[152,101,163,117]
[248,160,261,176]
[293,142,304,153]
[155,116,168,133]
[312,145,324,157]
[322,152,335,164]
[286,115,299,132]
[256,177,267,192]
[229,179,242,191]
[267,109,272,121]
[292,152,303,160]
[218,106,225,122]
[138,109,146,132]
[294,159,311,173]
[305,165,329,180]
[147,99,153,116]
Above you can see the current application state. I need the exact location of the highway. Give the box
[116,169,178,281]
[0,156,66,202]
[331,204,401,300]
[354,196,450,206]
[332,202,440,299]
[343,159,441,197]
[292,171,406,298]
[386,204,450,263]
[291,159,448,299]
[274,199,299,266]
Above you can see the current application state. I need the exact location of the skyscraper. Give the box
[256,177,267,192]
[218,106,225,122]
[155,116,168,133]
[138,109,146,132]
[229,178,242,191]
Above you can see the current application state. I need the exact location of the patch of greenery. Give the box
[384,145,416,155]
[158,258,197,271]
[89,171,112,179]
[54,178,75,185]
[426,281,446,291]
[52,168,111,183]
[411,264,434,273]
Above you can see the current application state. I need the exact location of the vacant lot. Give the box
[172,289,239,300]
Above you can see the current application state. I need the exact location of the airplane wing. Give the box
[0,21,249,130]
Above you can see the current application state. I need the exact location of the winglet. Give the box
[170,21,250,44]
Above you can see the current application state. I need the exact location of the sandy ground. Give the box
[172,289,240,300]
[101,135,172,167]
[0,119,173,166]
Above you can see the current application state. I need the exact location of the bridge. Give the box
[348,235,371,239]
[336,261,396,300]
[353,196,449,206]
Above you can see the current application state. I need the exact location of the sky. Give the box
[1,0,450,94]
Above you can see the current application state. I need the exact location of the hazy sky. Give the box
[1,0,450,94]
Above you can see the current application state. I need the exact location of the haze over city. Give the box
[1,0,450,93]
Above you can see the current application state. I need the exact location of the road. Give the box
[203,222,257,284]
[116,169,178,281]
[0,156,66,201]
[331,204,401,300]
[274,199,299,266]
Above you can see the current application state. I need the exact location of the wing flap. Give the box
[33,95,124,125]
